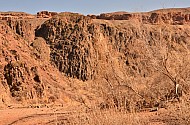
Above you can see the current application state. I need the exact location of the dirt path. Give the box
[0,104,83,125]
[0,106,171,125]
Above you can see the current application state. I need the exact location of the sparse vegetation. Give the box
[0,8,190,125]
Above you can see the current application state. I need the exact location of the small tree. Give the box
[147,25,190,101]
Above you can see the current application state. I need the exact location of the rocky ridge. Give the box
[0,12,34,20]
[88,7,190,25]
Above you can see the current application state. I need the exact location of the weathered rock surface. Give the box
[0,8,190,111]
[36,13,96,81]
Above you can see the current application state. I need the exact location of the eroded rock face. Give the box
[35,11,190,109]
[0,8,190,110]
[3,60,45,101]
[36,13,96,81]
[0,22,55,104]
[4,61,28,99]
[35,11,190,85]
[7,19,34,41]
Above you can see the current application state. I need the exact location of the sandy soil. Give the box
[0,104,83,125]
[0,106,169,125]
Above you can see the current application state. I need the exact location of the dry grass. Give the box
[51,96,190,125]
[54,109,149,125]
[151,98,190,125]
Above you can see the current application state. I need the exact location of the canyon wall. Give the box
[0,8,190,110]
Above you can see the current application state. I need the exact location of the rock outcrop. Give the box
[37,11,58,18]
